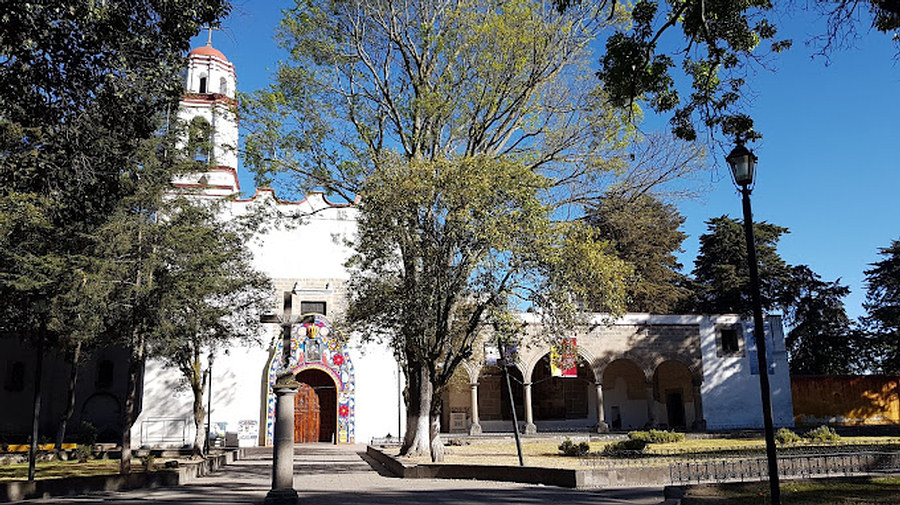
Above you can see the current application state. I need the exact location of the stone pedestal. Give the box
[265,378,299,505]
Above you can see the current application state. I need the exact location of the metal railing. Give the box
[140,418,190,446]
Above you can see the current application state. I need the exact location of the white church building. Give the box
[0,43,794,449]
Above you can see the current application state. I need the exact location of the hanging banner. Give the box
[551,337,577,377]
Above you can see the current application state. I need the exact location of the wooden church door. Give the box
[294,383,320,443]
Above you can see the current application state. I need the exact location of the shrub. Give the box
[804,425,840,442]
[648,429,685,443]
[628,430,684,444]
[776,428,801,445]
[74,445,91,463]
[558,437,590,456]
[603,438,647,455]
[140,453,156,471]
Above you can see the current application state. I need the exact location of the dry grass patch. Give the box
[0,460,136,482]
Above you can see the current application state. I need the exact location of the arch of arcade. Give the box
[440,314,706,434]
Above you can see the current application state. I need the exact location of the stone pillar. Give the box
[523,382,537,434]
[645,382,656,428]
[468,383,482,435]
[692,377,707,431]
[595,382,609,433]
[265,379,299,505]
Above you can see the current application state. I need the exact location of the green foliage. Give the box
[558,437,590,456]
[603,438,648,454]
[785,266,858,374]
[79,422,97,447]
[776,428,802,445]
[628,429,684,444]
[74,445,91,464]
[686,216,794,315]
[861,239,900,374]
[591,0,787,142]
[804,425,841,443]
[587,192,690,313]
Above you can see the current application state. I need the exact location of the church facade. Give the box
[0,43,794,449]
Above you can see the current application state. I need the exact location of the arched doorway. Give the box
[601,359,649,430]
[652,360,695,429]
[265,315,355,445]
[294,369,337,443]
[477,365,524,423]
[532,354,595,421]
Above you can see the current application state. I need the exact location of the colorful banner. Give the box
[550,337,577,377]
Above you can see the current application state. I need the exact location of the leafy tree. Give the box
[687,216,794,314]
[144,198,271,456]
[348,154,630,461]
[242,0,659,461]
[784,266,857,375]
[586,192,690,313]
[861,239,900,374]
[0,0,229,475]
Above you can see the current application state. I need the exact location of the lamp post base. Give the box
[264,488,299,505]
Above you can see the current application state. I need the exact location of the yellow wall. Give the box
[791,376,900,426]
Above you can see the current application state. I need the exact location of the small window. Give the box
[199,76,207,93]
[219,77,228,95]
[97,360,114,389]
[300,301,326,316]
[4,361,25,392]
[717,326,742,356]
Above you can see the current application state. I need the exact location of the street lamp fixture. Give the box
[725,142,781,505]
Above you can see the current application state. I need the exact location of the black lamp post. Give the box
[726,143,781,505]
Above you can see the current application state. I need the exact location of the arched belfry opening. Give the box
[265,314,355,445]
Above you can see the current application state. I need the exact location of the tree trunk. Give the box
[120,330,145,474]
[399,362,431,457]
[429,401,444,463]
[27,332,45,481]
[55,340,82,457]
[190,364,207,458]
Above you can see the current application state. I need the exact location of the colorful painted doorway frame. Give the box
[264,314,355,445]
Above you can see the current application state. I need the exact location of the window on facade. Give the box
[4,361,25,392]
[718,326,742,356]
[97,360,114,389]
[300,301,326,316]
[199,76,207,93]
[219,77,228,95]
[188,116,213,163]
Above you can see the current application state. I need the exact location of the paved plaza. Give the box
[12,444,666,505]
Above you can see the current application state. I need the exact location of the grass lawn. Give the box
[392,435,900,468]
[682,477,900,505]
[0,459,141,482]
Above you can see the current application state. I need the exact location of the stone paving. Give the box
[13,444,666,505]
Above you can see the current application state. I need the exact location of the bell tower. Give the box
[172,37,240,196]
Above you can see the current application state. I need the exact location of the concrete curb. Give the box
[366,446,670,489]
[0,449,243,502]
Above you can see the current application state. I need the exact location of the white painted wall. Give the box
[700,315,794,430]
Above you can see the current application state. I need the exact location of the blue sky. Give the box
[193,2,900,320]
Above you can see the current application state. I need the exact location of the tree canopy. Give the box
[687,215,794,314]
[586,192,689,313]
[861,238,900,374]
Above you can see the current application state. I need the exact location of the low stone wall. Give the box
[0,449,243,502]
[366,446,670,488]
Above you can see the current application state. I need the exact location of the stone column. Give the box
[265,378,299,505]
[645,381,657,428]
[595,382,609,433]
[523,382,537,434]
[468,383,482,435]
[692,377,707,431]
